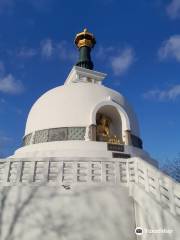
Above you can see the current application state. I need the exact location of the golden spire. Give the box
[74,28,96,49]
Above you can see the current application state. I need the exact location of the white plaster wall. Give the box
[130,183,180,240]
[0,157,179,240]
[0,185,136,240]
[13,141,150,159]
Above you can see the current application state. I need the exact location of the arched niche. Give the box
[90,100,131,134]
[96,105,123,142]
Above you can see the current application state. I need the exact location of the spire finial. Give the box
[74,28,96,70]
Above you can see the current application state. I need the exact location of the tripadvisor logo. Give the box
[135,227,143,235]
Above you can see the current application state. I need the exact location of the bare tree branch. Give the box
[4,187,38,240]
[0,187,10,239]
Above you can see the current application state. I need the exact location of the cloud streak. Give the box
[143,84,180,101]
[17,47,37,58]
[41,39,54,59]
[40,39,77,61]
[16,39,77,63]
[0,62,24,95]
[111,48,134,76]
[0,135,11,148]
[158,35,180,62]
[166,0,180,19]
[57,41,77,62]
[0,74,24,94]
[95,46,114,60]
[95,45,135,76]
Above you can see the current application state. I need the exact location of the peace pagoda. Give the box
[0,29,179,240]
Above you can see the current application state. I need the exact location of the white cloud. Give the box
[0,74,24,94]
[95,46,114,60]
[143,84,180,101]
[15,39,77,62]
[40,39,77,61]
[57,41,77,62]
[95,45,135,77]
[41,39,54,59]
[17,47,37,58]
[166,0,180,19]
[0,136,11,148]
[111,48,134,76]
[158,35,180,61]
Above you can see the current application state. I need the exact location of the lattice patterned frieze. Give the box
[23,127,86,146]
[68,127,85,140]
[34,129,48,144]
[48,128,68,142]
[23,133,32,146]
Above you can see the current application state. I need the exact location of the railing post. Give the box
[5,161,11,183]
[168,179,176,215]
[32,161,36,182]
[16,161,23,183]
[154,171,161,202]
[134,158,138,184]
[57,161,63,184]
[144,166,149,192]
[101,162,107,183]
[126,159,130,187]
[42,161,49,183]
[88,161,92,183]
[73,161,77,183]
[115,160,120,184]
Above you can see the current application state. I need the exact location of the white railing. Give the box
[129,157,180,217]
[0,158,126,185]
[0,157,179,216]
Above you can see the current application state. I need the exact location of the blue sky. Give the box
[0,0,179,164]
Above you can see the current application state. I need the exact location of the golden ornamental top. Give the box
[74,28,96,49]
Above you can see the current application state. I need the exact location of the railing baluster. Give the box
[168,179,176,215]
[0,157,179,217]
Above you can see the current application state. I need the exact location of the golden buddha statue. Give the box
[96,114,111,142]
[96,114,122,144]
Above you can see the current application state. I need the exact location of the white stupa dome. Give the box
[25,82,140,137]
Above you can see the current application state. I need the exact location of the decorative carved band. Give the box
[23,127,86,146]
[23,133,32,146]
[22,127,143,149]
